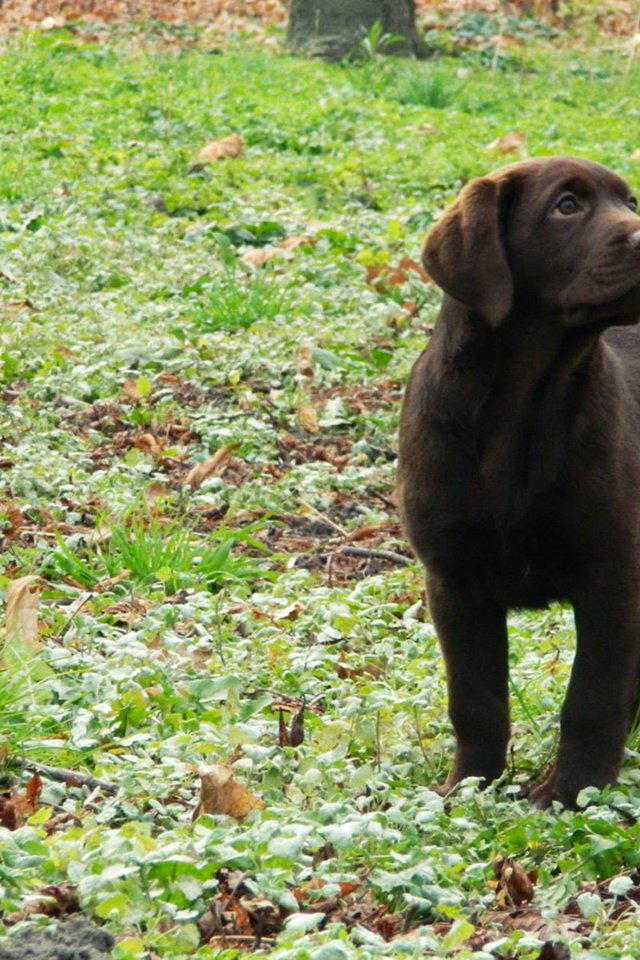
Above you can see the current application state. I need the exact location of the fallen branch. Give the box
[16,759,118,795]
[337,546,413,567]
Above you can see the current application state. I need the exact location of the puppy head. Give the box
[423,157,640,327]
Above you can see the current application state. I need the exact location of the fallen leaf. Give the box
[487,132,529,157]
[122,377,151,402]
[5,575,41,654]
[196,134,244,163]
[26,773,42,803]
[0,503,23,540]
[144,482,169,506]
[366,258,430,290]
[298,400,320,434]
[346,523,388,542]
[396,257,431,284]
[297,346,314,379]
[417,123,439,137]
[104,598,151,625]
[335,656,385,680]
[5,882,79,926]
[40,15,65,30]
[93,569,132,594]
[273,601,304,622]
[241,247,282,266]
[278,708,290,747]
[289,701,305,746]
[134,433,162,456]
[185,445,237,490]
[280,236,316,249]
[494,857,536,906]
[0,774,42,830]
[195,764,265,819]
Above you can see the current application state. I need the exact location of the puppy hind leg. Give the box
[427,570,510,789]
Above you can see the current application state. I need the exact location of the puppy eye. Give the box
[555,194,580,215]
[629,196,638,212]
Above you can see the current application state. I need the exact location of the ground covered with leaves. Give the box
[2,16,640,960]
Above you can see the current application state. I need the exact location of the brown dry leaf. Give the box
[271,695,323,716]
[289,701,305,746]
[5,299,36,312]
[494,856,536,906]
[298,400,320,434]
[345,523,388,542]
[26,773,42,804]
[185,445,237,490]
[487,132,529,157]
[5,575,41,651]
[196,134,244,163]
[40,15,65,29]
[0,774,41,830]
[104,598,151,625]
[335,656,385,681]
[297,346,314,379]
[5,881,79,926]
[122,378,141,401]
[195,764,265,819]
[134,433,163,456]
[54,345,76,360]
[366,264,387,286]
[92,569,132,594]
[273,601,304,622]
[144,482,169,506]
[481,906,587,941]
[395,257,431,284]
[0,503,23,540]
[278,709,290,747]
[241,247,282,267]
[280,236,316,250]
[366,258,430,290]
[418,123,439,137]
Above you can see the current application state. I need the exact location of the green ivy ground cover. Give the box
[1,22,640,960]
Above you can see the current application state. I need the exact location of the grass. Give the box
[1,18,640,960]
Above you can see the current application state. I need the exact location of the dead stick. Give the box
[338,546,413,566]
[16,759,117,795]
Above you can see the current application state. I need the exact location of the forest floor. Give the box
[2,12,640,960]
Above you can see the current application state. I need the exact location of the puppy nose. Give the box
[630,229,640,250]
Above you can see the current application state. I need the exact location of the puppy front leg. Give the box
[530,585,640,808]
[428,570,510,789]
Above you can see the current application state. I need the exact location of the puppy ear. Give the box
[422,177,513,327]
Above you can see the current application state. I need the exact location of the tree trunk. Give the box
[286,0,429,62]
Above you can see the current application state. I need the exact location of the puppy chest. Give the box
[432,513,572,607]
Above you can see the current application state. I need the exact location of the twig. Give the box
[337,545,413,567]
[369,489,397,511]
[208,936,275,947]
[16,758,118,795]
[299,500,348,537]
[54,593,93,640]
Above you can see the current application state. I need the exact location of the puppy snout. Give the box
[629,228,640,250]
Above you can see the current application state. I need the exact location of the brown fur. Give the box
[398,157,640,807]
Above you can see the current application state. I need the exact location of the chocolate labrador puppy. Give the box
[398,157,640,807]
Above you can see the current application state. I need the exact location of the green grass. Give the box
[1,21,640,960]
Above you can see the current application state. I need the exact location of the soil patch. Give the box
[0,918,113,960]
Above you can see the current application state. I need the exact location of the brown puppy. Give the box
[398,157,640,807]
